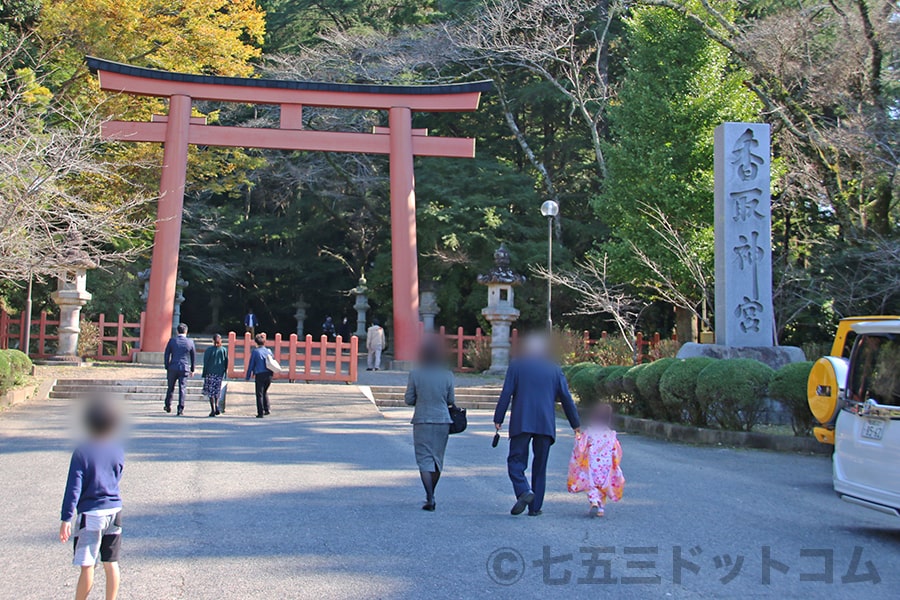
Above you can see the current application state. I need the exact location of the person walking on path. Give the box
[201,334,228,417]
[567,403,625,518]
[322,316,336,340]
[493,334,580,517]
[404,341,456,511]
[163,323,195,416]
[245,334,274,418]
[244,309,258,337]
[59,399,124,600]
[366,319,385,371]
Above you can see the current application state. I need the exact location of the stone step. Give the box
[49,391,208,402]
[374,398,498,410]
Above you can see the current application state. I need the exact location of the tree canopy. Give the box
[3,0,897,343]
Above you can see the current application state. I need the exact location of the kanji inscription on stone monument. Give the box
[714,123,774,346]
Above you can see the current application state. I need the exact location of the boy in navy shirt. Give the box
[59,399,124,600]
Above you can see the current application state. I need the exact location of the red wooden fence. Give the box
[0,309,143,361]
[227,332,359,383]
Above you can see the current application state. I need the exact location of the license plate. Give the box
[861,419,885,441]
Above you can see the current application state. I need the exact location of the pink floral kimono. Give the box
[567,426,624,506]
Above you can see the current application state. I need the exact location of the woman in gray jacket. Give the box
[405,340,456,511]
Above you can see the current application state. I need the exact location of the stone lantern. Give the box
[352,275,370,339]
[51,240,97,359]
[171,273,188,335]
[478,244,525,375]
[419,282,440,333]
[294,296,309,337]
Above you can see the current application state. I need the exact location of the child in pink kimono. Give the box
[567,403,624,517]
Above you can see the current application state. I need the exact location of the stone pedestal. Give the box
[294,297,309,338]
[419,288,440,333]
[352,276,370,340]
[478,245,525,375]
[51,270,91,357]
[677,342,806,371]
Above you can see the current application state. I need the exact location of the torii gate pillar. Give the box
[143,95,191,354]
[388,106,419,366]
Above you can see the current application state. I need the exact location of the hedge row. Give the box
[0,349,32,395]
[563,359,815,434]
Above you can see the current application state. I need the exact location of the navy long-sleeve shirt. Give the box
[60,440,124,521]
[493,356,581,442]
[245,346,273,379]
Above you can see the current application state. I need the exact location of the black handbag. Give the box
[448,404,467,434]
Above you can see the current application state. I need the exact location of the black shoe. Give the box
[177,408,184,416]
[208,411,216,417]
[264,410,270,415]
[528,510,543,517]
[511,491,534,516]
[422,500,436,511]
[366,368,373,371]
[256,414,264,418]
[164,405,171,413]
[215,409,221,415]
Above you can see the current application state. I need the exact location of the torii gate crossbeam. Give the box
[87,57,492,364]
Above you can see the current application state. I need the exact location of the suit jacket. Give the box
[493,356,580,441]
[404,366,455,424]
[164,335,196,373]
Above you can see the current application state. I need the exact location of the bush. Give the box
[569,365,607,406]
[463,339,492,372]
[0,349,31,394]
[564,361,596,380]
[768,361,815,436]
[621,364,648,416]
[659,357,716,426]
[602,365,632,398]
[647,339,682,361]
[591,336,635,366]
[696,359,775,431]
[77,320,101,359]
[636,358,678,421]
[552,329,595,366]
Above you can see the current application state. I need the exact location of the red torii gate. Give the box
[87,58,491,363]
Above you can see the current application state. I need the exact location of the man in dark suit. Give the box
[163,323,196,416]
[493,334,580,516]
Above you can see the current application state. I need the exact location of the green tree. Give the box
[595,5,759,334]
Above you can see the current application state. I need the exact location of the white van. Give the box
[831,321,900,516]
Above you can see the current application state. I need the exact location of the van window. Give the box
[849,335,900,406]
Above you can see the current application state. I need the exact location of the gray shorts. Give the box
[72,511,122,566]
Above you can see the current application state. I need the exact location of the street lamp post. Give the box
[540,200,559,331]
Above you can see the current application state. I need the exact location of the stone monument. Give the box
[51,243,96,360]
[419,283,440,333]
[352,276,370,340]
[677,122,804,369]
[293,297,309,337]
[478,244,525,375]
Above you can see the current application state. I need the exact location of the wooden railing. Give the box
[0,309,143,361]
[227,332,358,383]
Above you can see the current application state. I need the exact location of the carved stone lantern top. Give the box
[477,244,525,286]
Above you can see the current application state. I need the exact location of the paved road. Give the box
[0,380,897,599]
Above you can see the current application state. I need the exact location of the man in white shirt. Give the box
[366,320,386,371]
